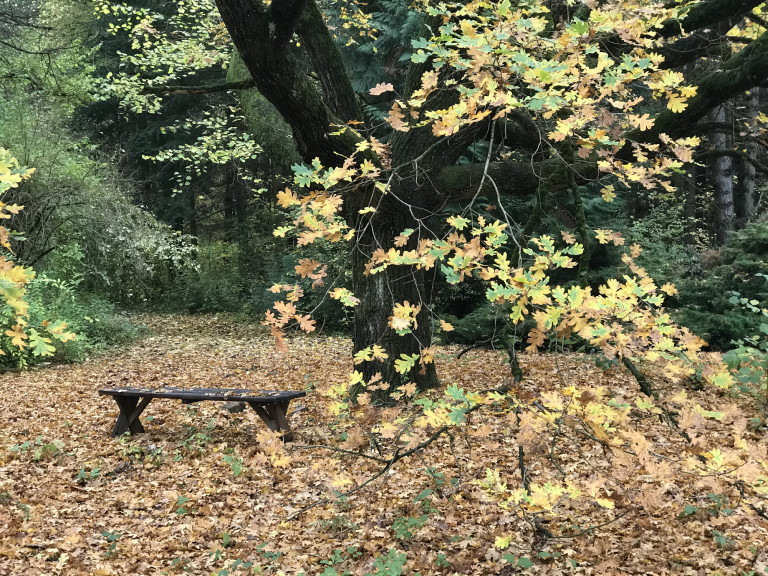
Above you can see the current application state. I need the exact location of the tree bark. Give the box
[675,164,699,245]
[350,194,439,400]
[735,88,759,224]
[707,105,735,244]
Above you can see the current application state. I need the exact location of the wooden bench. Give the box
[98,386,306,442]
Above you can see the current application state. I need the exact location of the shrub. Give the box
[0,273,143,367]
[671,221,768,350]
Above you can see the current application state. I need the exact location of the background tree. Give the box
[0,0,198,365]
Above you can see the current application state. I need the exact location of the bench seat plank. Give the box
[99,386,306,441]
[99,386,304,403]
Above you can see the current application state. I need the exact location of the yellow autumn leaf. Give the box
[660,283,678,296]
[667,95,688,113]
[5,324,27,349]
[372,344,389,360]
[595,498,615,509]
[528,481,565,510]
[276,188,299,207]
[595,229,611,244]
[679,85,697,98]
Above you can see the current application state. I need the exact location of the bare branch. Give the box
[139,79,257,96]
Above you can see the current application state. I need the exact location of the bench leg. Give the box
[248,401,294,442]
[111,396,152,437]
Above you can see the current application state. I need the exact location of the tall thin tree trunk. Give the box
[188,188,198,238]
[735,88,759,225]
[674,164,699,245]
[707,104,735,244]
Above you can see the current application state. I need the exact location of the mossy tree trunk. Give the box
[349,192,439,398]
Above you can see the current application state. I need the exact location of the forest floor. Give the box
[1,314,767,576]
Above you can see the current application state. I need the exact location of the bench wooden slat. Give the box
[98,386,305,404]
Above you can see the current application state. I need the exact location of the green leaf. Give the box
[291,163,314,188]
[413,489,433,503]
[449,408,466,424]
[517,557,533,569]
[394,353,419,374]
[446,215,470,230]
[446,384,467,402]
[570,19,589,35]
[29,330,55,357]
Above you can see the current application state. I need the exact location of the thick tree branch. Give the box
[657,29,731,70]
[656,0,765,39]
[695,121,735,135]
[431,158,578,203]
[399,29,768,210]
[697,149,768,175]
[140,79,257,96]
[215,0,363,165]
[631,30,768,147]
[599,0,763,70]
[0,37,72,55]
[745,12,768,29]
[267,0,308,49]
[622,357,654,397]
[297,0,362,122]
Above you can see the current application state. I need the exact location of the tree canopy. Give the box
[192,0,767,395]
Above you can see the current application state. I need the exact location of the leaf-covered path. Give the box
[1,315,767,575]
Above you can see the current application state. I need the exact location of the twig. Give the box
[287,457,398,520]
[547,509,632,539]
[622,357,653,397]
[446,431,464,490]
[290,444,389,463]
[457,338,491,359]
[518,446,531,492]
[517,445,552,539]
[504,337,524,383]
[548,398,570,478]
[750,504,768,521]
[288,392,498,520]
[140,78,258,95]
